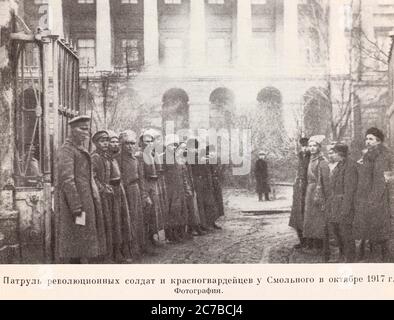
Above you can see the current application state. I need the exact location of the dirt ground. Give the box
[139,187,393,264]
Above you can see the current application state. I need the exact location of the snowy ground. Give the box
[138,187,393,264]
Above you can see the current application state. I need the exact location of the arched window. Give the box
[303,87,331,138]
[209,87,235,129]
[162,88,190,130]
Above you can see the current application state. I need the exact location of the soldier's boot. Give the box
[381,241,391,263]
[114,245,126,263]
[322,237,330,263]
[358,240,366,261]
[294,229,305,249]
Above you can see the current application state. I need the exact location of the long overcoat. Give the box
[303,154,330,239]
[210,162,225,218]
[326,158,358,225]
[91,150,119,257]
[110,155,133,249]
[190,155,219,227]
[55,139,106,259]
[254,159,271,194]
[289,151,310,231]
[164,160,191,228]
[119,151,146,252]
[353,144,391,241]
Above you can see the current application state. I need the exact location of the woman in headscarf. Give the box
[302,135,331,262]
[353,128,392,262]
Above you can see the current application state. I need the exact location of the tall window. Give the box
[163,39,184,67]
[164,0,181,4]
[78,0,94,3]
[121,39,139,66]
[78,39,96,67]
[207,38,230,66]
[375,33,391,71]
[252,35,275,66]
[303,28,321,65]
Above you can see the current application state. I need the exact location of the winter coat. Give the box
[289,151,310,231]
[119,151,146,252]
[353,144,392,241]
[164,159,191,228]
[55,139,106,259]
[326,158,358,225]
[303,154,330,239]
[254,159,271,194]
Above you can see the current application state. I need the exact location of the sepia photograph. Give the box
[1,0,394,269]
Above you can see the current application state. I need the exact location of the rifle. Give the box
[85,58,93,153]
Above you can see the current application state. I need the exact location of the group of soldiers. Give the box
[289,127,392,263]
[55,115,224,263]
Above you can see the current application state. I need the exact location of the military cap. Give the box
[68,115,91,127]
[92,130,109,143]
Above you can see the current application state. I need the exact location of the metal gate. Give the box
[11,29,79,263]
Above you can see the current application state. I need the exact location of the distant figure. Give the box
[254,151,270,202]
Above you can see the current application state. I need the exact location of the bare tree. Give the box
[298,0,389,143]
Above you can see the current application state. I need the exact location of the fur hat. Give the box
[299,137,309,147]
[365,127,384,142]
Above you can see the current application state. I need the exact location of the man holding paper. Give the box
[55,115,106,264]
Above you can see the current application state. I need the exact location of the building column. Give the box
[329,0,348,74]
[236,0,252,67]
[283,0,299,72]
[190,0,206,68]
[48,0,64,38]
[144,0,159,69]
[96,0,112,71]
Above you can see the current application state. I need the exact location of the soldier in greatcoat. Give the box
[139,132,164,248]
[289,137,310,249]
[326,143,357,262]
[119,130,147,257]
[163,135,191,242]
[188,142,219,232]
[353,128,392,262]
[55,116,106,263]
[206,144,224,229]
[107,130,134,261]
[91,130,124,262]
